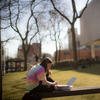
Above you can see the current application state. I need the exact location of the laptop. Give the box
[55,77,76,91]
[67,77,76,86]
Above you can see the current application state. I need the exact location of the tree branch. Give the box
[9,0,23,40]
[29,14,39,45]
[24,0,33,41]
[50,0,72,25]
[71,0,78,22]
[0,25,10,30]
[1,36,16,43]
[77,0,90,18]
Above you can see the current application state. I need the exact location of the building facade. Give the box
[55,48,100,61]
[80,0,100,58]
[80,0,100,45]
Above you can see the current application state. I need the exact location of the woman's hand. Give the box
[53,81,59,85]
[49,71,52,75]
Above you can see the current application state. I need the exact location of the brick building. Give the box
[17,43,41,64]
[55,47,100,61]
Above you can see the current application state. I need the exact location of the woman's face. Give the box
[47,63,52,70]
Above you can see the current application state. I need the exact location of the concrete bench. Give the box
[40,86,100,98]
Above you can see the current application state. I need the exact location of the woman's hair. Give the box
[40,57,52,71]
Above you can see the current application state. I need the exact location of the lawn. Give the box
[3,63,100,100]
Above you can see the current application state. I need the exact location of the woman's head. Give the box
[40,57,52,71]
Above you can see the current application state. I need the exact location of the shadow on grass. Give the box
[12,79,27,90]
[52,63,100,76]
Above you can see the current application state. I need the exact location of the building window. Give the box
[63,52,70,56]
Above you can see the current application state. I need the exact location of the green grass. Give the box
[3,63,100,100]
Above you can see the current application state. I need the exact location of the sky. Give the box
[2,0,89,58]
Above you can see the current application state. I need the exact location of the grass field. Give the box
[3,63,100,100]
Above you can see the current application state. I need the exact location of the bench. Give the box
[40,86,100,98]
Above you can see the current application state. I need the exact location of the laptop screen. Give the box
[67,77,76,86]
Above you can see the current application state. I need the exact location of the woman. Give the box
[23,57,58,100]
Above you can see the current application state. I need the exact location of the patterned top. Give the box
[26,65,45,91]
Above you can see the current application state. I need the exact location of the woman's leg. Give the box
[27,91,41,100]
[28,77,55,100]
[22,92,41,100]
[31,81,55,92]
[31,75,55,92]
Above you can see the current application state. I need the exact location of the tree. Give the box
[49,11,57,62]
[0,10,2,100]
[49,10,65,62]
[8,0,39,71]
[0,0,17,99]
[50,0,90,62]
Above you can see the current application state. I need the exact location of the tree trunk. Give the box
[58,45,61,61]
[22,43,28,71]
[71,24,77,62]
[0,10,2,100]
[22,41,28,71]
[24,53,27,71]
[55,40,58,63]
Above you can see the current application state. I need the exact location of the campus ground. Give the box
[3,63,100,100]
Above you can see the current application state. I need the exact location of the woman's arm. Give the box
[37,72,58,86]
[42,78,58,86]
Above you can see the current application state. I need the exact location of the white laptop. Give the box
[55,77,76,91]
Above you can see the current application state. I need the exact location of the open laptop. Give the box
[55,77,76,91]
[67,77,76,86]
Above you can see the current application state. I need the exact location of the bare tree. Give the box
[57,20,63,61]
[49,20,58,62]
[8,0,39,71]
[0,0,18,99]
[50,0,90,62]
[49,10,64,62]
